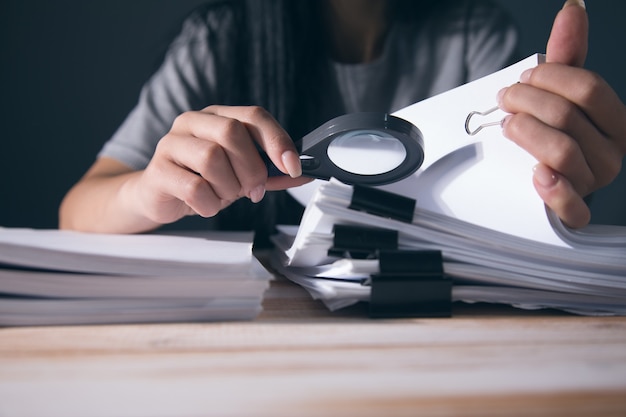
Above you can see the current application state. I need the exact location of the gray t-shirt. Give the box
[99,1,518,169]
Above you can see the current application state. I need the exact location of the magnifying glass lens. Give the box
[326,130,407,175]
[265,113,423,185]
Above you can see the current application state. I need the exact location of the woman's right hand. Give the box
[59,105,311,233]
[134,105,311,224]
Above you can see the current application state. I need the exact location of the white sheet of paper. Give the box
[290,55,570,245]
[388,54,566,244]
[0,228,252,264]
[0,228,258,276]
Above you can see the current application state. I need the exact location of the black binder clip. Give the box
[328,224,398,259]
[349,185,416,223]
[369,250,451,318]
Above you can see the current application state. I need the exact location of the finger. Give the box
[171,110,268,202]
[502,111,594,196]
[519,64,626,154]
[203,105,302,178]
[266,175,314,191]
[532,163,590,228]
[144,157,226,219]
[546,0,588,67]
[499,83,620,191]
[172,172,233,218]
[157,133,242,202]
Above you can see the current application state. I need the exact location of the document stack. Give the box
[271,55,626,317]
[0,228,271,326]
[272,179,626,316]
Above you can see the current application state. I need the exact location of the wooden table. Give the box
[1,276,626,417]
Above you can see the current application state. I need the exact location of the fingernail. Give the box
[563,0,585,10]
[533,164,558,188]
[501,115,512,129]
[249,184,266,203]
[282,150,302,178]
[496,87,508,107]
[520,68,533,83]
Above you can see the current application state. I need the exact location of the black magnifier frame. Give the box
[266,113,424,186]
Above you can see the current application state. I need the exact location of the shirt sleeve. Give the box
[97,11,219,170]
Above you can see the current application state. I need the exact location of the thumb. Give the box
[546,0,588,67]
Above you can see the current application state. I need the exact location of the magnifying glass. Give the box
[266,113,424,186]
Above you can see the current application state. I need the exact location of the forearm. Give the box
[59,169,161,234]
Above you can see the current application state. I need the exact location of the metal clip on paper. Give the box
[369,250,451,319]
[464,106,503,136]
[348,185,416,223]
[327,185,410,258]
[326,184,450,318]
[328,224,398,259]
[327,226,451,318]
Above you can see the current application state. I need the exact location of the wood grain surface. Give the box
[1,277,625,417]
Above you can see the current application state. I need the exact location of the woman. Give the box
[59,0,626,246]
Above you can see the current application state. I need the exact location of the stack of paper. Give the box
[272,179,626,315]
[0,228,271,326]
[273,55,626,316]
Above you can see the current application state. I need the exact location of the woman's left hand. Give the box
[497,0,626,228]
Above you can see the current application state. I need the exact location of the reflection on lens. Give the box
[326,130,407,175]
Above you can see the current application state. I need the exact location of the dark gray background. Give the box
[1,0,625,229]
